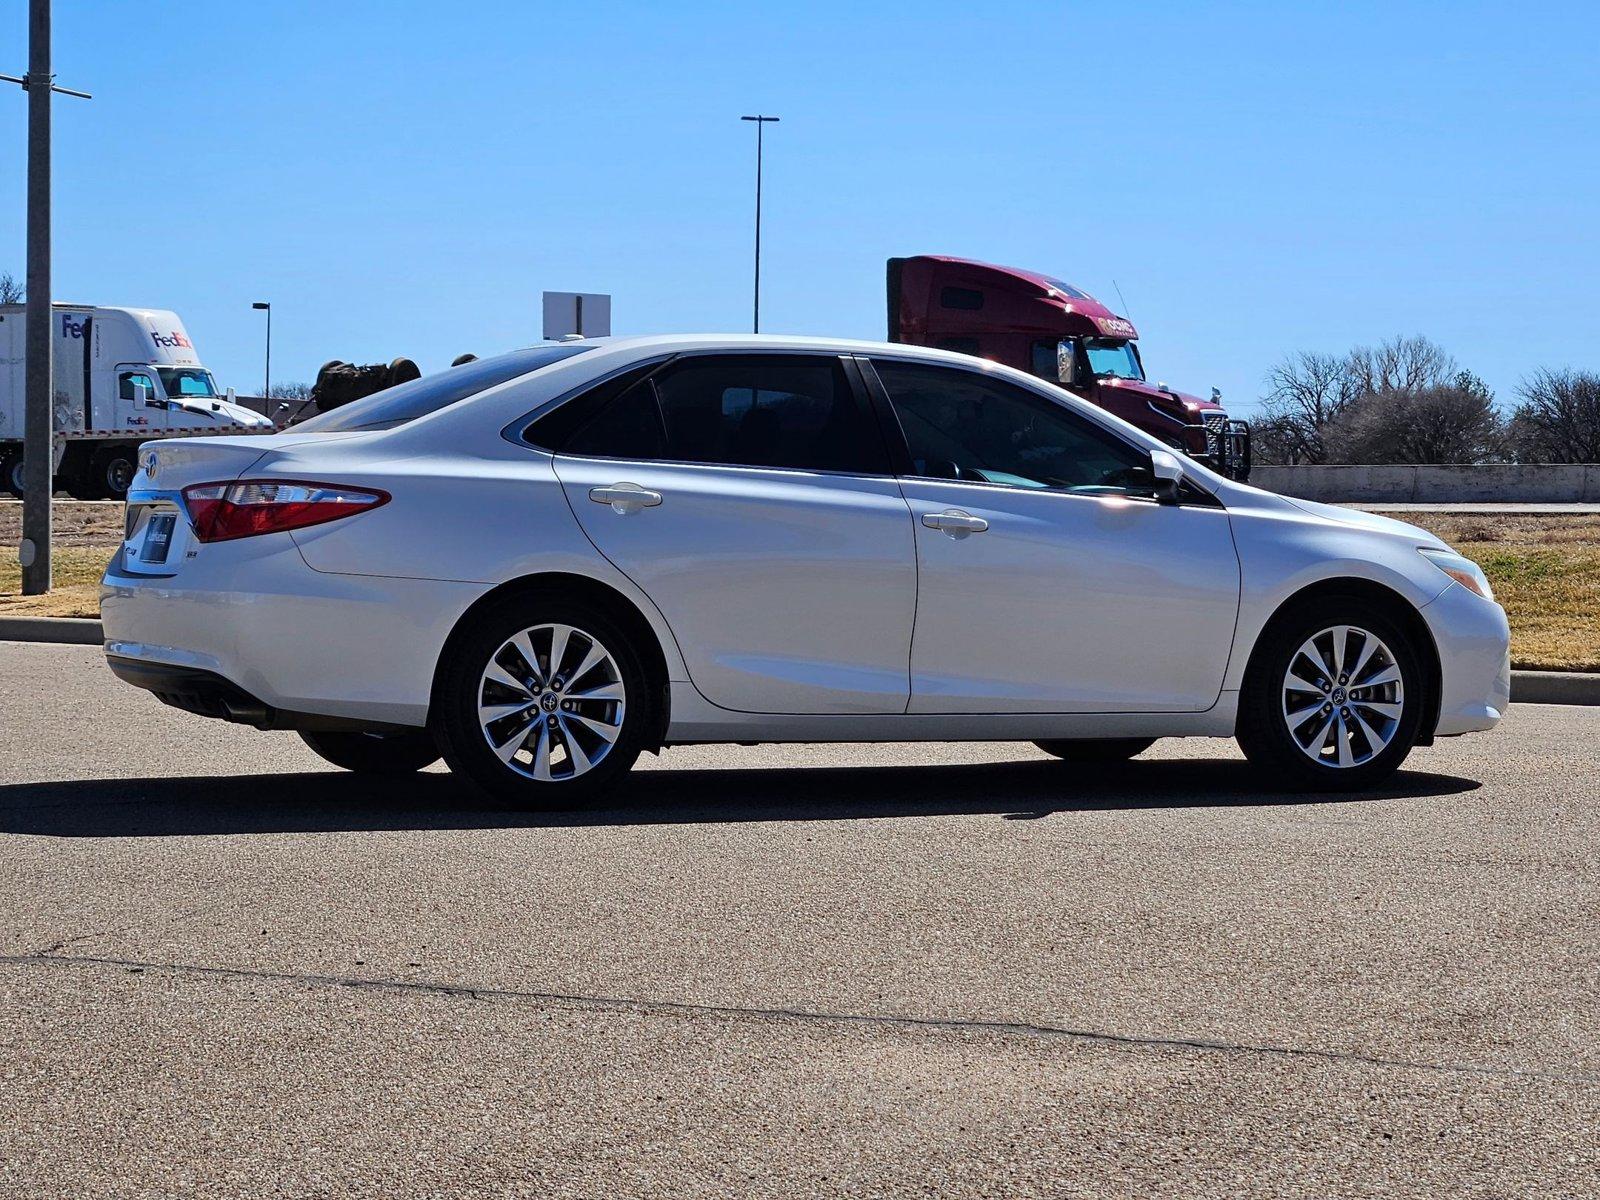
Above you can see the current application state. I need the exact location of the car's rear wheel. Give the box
[432,596,650,808]
[299,729,441,775]
[1236,598,1425,791]
[1034,738,1156,763]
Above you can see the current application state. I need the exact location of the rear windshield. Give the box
[292,345,595,433]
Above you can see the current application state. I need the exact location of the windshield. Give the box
[157,367,220,399]
[293,344,596,433]
[1085,338,1144,381]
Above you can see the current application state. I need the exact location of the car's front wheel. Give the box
[1236,598,1425,791]
[431,596,650,808]
[299,729,441,775]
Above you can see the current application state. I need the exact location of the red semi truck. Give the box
[886,256,1250,480]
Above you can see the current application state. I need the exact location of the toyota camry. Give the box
[102,335,1510,806]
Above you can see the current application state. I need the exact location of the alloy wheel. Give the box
[476,623,626,781]
[1281,624,1405,769]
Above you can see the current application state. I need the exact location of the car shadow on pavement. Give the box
[0,757,1481,837]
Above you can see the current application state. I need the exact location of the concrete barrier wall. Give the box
[1250,464,1600,503]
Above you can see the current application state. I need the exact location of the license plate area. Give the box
[140,513,177,564]
[122,501,187,576]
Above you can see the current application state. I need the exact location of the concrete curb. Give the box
[2,616,1598,705]
[1509,670,1600,707]
[0,616,104,645]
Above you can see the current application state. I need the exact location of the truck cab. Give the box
[886,256,1249,479]
[0,304,271,499]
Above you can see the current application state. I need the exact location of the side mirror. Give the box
[226,387,237,405]
[1150,449,1185,504]
[133,381,158,408]
[1055,339,1079,387]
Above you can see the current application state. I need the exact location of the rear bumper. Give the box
[104,656,409,733]
[100,540,483,729]
[1421,582,1512,736]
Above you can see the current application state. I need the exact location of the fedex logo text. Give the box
[61,314,88,339]
[151,329,193,350]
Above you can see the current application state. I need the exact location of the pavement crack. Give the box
[4,950,1596,1090]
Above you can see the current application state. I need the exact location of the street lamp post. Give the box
[740,114,779,334]
[3,0,92,595]
[252,302,271,401]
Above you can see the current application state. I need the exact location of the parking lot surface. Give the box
[2,640,1596,1198]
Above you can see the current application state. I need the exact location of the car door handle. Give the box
[589,483,663,513]
[921,509,988,536]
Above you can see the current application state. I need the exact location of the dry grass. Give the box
[1404,513,1600,673]
[5,502,1598,671]
[1,500,119,618]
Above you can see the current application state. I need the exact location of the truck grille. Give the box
[1202,415,1252,482]
[1203,414,1228,457]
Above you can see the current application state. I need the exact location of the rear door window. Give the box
[564,354,888,475]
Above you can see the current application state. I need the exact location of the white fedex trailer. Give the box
[0,304,271,499]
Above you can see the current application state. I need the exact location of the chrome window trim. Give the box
[504,349,900,482]
[861,352,1226,509]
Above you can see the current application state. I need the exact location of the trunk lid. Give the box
[117,432,368,577]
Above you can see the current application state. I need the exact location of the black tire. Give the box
[1,453,23,498]
[88,445,138,501]
[450,353,478,367]
[431,593,652,809]
[1236,596,1426,791]
[299,729,441,775]
[388,357,422,386]
[1034,737,1157,763]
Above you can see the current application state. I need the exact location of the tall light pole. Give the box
[3,0,91,595]
[740,114,779,334]
[252,302,271,400]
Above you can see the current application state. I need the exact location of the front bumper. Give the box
[1420,581,1512,736]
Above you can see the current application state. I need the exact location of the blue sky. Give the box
[2,0,1597,414]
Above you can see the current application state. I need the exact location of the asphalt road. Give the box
[2,641,1596,1198]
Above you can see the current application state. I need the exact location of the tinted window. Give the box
[564,379,667,459]
[936,337,981,356]
[119,372,158,401]
[873,360,1153,495]
[294,345,594,433]
[934,284,985,310]
[564,355,884,474]
[939,286,984,311]
[158,367,219,398]
[522,360,664,450]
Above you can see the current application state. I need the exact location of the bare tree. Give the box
[1323,372,1504,464]
[1509,369,1600,463]
[267,381,312,400]
[1256,350,1361,463]
[1345,335,1457,396]
[0,271,23,305]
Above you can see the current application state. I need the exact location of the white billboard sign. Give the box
[542,291,612,339]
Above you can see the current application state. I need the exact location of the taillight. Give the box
[182,480,389,543]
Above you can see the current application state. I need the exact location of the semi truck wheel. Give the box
[389,357,422,386]
[88,445,139,501]
[1,453,22,498]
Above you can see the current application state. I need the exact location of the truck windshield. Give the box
[293,344,596,433]
[157,367,220,398]
[1085,339,1144,381]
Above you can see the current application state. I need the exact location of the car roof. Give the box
[530,332,1002,366]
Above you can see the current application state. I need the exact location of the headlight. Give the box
[1419,548,1494,602]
